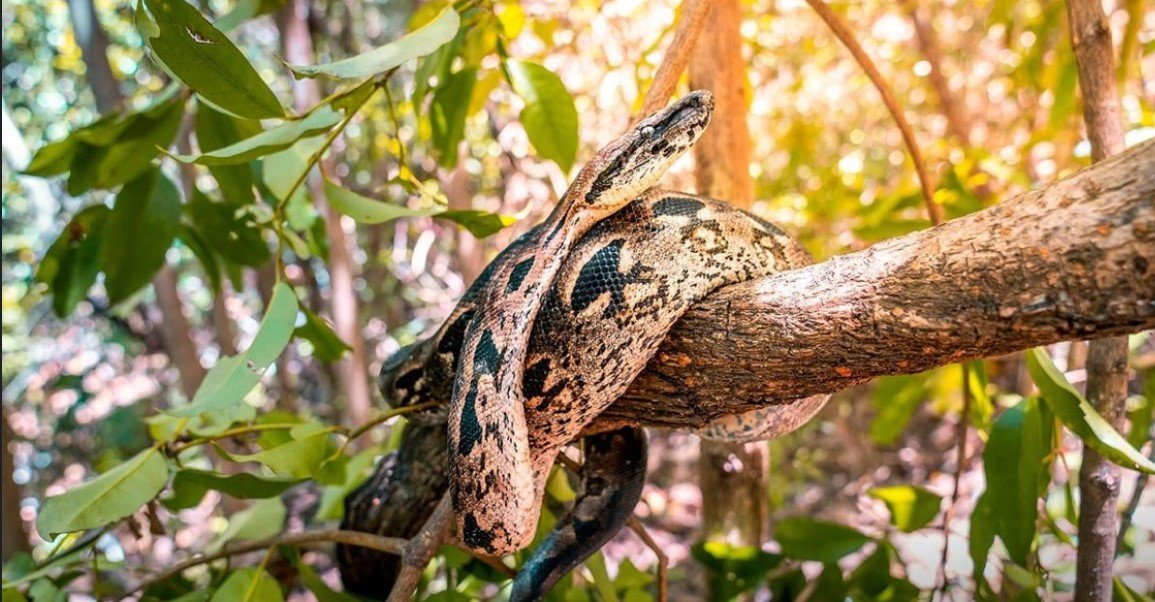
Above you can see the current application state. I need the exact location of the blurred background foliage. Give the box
[1,0,1153,599]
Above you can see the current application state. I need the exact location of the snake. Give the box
[343,91,823,598]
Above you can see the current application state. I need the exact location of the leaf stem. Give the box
[168,423,302,455]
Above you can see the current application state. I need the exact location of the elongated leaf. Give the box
[102,169,182,304]
[194,104,261,205]
[505,60,578,172]
[870,373,929,444]
[294,307,350,362]
[211,498,285,550]
[1027,348,1155,474]
[691,542,782,599]
[774,517,871,562]
[187,189,270,266]
[66,95,185,195]
[984,397,1050,566]
[140,0,283,119]
[169,283,298,417]
[209,568,283,602]
[165,470,297,511]
[868,485,942,533]
[287,7,459,79]
[175,107,340,166]
[37,206,111,317]
[224,422,331,477]
[969,491,996,591]
[37,447,168,536]
[23,138,78,177]
[430,68,477,167]
[179,222,223,295]
[261,135,327,204]
[325,181,512,237]
[324,179,437,223]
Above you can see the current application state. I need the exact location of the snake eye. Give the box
[640,125,655,138]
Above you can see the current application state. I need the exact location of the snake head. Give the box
[574,90,714,212]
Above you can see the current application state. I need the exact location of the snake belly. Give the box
[364,192,807,599]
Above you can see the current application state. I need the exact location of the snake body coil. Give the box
[347,92,822,598]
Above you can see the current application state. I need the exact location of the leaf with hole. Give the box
[139,0,283,119]
[287,6,459,80]
[1027,348,1155,474]
[169,283,298,417]
[505,60,578,172]
[36,447,168,537]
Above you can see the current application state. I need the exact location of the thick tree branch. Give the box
[608,139,1155,428]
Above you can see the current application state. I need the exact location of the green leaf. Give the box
[261,135,327,204]
[140,0,283,119]
[869,373,929,445]
[165,469,298,510]
[690,541,782,599]
[294,307,350,362]
[24,138,78,177]
[324,179,437,223]
[101,169,183,304]
[505,60,578,172]
[868,485,942,532]
[175,107,340,166]
[969,491,996,593]
[194,104,262,205]
[1027,348,1155,474]
[178,223,223,296]
[66,94,185,195]
[774,517,871,562]
[37,205,110,317]
[983,397,1051,566]
[211,498,286,550]
[287,6,460,79]
[209,568,283,602]
[187,189,271,266]
[224,422,332,477]
[430,69,477,167]
[438,209,514,238]
[214,0,284,32]
[169,283,298,417]
[281,547,358,602]
[36,447,168,537]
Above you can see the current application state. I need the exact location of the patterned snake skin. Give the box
[340,188,817,599]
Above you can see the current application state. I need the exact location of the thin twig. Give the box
[125,530,406,597]
[386,494,455,602]
[937,363,973,594]
[640,0,714,116]
[1117,431,1155,552]
[628,517,668,602]
[803,0,943,226]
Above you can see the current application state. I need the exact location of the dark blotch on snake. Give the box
[462,514,497,553]
[571,239,630,316]
[437,309,475,355]
[506,258,535,293]
[473,329,500,375]
[653,197,704,217]
[457,385,483,456]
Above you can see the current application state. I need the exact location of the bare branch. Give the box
[640,0,713,116]
[803,0,943,225]
[386,494,454,602]
[610,139,1155,428]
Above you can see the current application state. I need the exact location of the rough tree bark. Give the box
[606,139,1154,425]
[687,0,769,569]
[277,0,374,428]
[1066,0,1132,599]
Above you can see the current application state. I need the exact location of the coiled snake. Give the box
[339,92,826,599]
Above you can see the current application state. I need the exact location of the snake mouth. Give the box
[649,90,714,137]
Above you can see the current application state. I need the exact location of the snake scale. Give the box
[340,92,821,599]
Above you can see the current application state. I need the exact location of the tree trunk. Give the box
[153,266,207,397]
[1066,0,1131,599]
[277,0,374,428]
[904,0,972,147]
[2,414,29,562]
[606,139,1154,426]
[66,0,120,113]
[687,0,769,570]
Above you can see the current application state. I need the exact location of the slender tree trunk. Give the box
[2,414,29,561]
[904,0,972,147]
[153,266,207,397]
[66,0,120,113]
[688,0,769,574]
[1067,0,1131,598]
[447,146,484,285]
[277,0,374,428]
